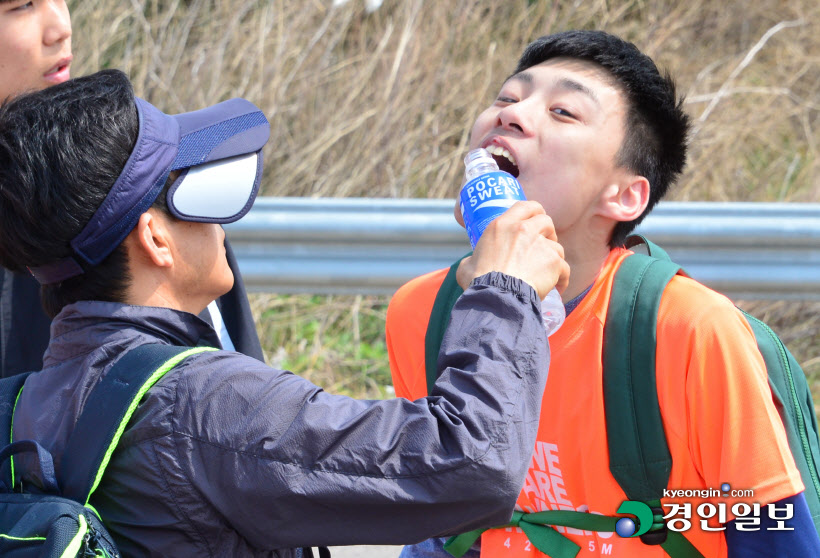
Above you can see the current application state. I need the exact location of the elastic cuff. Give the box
[470,271,540,305]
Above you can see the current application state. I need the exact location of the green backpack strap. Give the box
[741,311,820,530]
[424,253,470,393]
[0,372,34,490]
[617,235,820,544]
[604,236,705,558]
[625,233,672,260]
[444,509,702,558]
[604,244,679,502]
[60,344,216,505]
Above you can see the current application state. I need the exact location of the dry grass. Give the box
[68,0,818,398]
[69,0,819,202]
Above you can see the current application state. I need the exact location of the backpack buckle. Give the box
[639,507,667,545]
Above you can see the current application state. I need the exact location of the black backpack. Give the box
[0,344,213,557]
[425,235,820,558]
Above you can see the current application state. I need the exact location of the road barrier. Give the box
[225,199,820,300]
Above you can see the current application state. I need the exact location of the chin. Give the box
[218,271,235,297]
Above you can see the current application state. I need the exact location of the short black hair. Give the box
[0,70,140,317]
[514,30,690,246]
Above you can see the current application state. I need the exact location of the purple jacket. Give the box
[0,239,264,378]
[13,272,549,557]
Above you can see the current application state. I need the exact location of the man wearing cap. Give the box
[0,1,263,379]
[0,70,569,556]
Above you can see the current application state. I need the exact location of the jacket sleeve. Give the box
[171,272,550,549]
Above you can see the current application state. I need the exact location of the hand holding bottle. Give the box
[457,200,569,294]
[455,148,568,335]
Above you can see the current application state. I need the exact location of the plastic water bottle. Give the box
[459,147,565,335]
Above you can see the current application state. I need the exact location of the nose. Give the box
[42,0,72,47]
[496,102,527,135]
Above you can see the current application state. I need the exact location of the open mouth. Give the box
[45,63,68,76]
[44,57,72,81]
[485,144,520,178]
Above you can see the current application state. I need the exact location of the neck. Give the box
[125,270,209,316]
[557,225,615,302]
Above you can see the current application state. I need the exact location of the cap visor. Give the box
[168,152,262,223]
[172,98,269,169]
[167,97,270,223]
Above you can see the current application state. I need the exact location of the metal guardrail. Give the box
[225,199,820,300]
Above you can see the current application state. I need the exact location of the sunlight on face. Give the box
[468,58,631,234]
[0,0,72,102]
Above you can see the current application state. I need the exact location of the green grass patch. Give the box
[251,294,392,399]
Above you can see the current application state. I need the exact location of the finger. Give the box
[553,258,571,294]
[455,255,475,290]
[542,236,565,261]
[519,213,559,244]
[497,200,546,222]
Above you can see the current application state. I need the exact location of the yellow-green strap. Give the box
[9,384,25,489]
[59,514,88,558]
[0,533,47,542]
[59,345,216,504]
[85,502,102,521]
[85,346,215,503]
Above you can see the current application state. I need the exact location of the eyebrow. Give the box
[556,77,600,106]
[504,71,600,106]
[505,71,533,86]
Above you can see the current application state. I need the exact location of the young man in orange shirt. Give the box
[0,0,71,100]
[0,0,264,377]
[387,30,819,558]
[0,0,72,376]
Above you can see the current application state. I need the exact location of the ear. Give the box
[128,209,174,268]
[599,174,650,222]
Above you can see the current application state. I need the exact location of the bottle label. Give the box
[459,170,526,248]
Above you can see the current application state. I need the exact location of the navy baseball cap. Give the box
[28,96,270,285]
